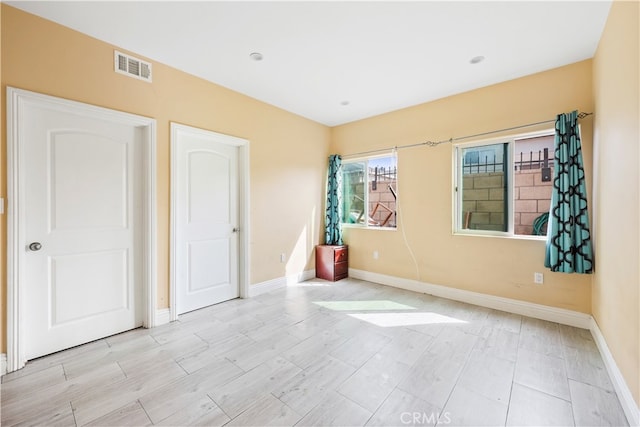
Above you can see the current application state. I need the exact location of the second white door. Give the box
[172,124,240,314]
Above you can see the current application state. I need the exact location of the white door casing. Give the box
[6,87,157,372]
[170,123,249,319]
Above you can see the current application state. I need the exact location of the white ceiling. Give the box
[7,1,612,126]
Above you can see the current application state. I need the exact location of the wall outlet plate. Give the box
[534,272,544,284]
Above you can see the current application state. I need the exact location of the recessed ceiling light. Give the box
[340,100,350,106]
[470,55,485,64]
[249,52,263,61]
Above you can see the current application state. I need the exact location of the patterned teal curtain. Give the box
[325,155,343,245]
[545,111,593,273]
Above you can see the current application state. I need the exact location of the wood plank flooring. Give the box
[0,278,628,426]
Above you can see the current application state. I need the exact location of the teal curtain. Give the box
[325,155,343,245]
[545,111,593,273]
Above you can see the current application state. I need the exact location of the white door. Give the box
[22,100,144,360]
[172,124,240,315]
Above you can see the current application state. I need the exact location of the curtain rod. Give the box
[341,112,593,159]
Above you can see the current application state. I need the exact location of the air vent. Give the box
[114,50,152,82]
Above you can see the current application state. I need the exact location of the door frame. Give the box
[169,122,250,321]
[6,87,158,372]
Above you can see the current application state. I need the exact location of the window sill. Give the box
[453,231,546,241]
[342,224,397,232]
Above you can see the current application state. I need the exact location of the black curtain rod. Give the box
[341,112,593,159]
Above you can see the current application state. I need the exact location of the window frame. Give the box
[452,129,555,239]
[341,152,398,231]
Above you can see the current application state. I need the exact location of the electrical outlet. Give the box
[373,250,379,260]
[534,272,544,284]
[280,253,286,263]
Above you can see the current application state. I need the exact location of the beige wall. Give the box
[0,5,330,352]
[2,6,637,406]
[0,4,3,358]
[592,0,640,406]
[332,60,594,313]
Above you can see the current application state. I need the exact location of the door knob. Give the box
[28,242,42,251]
[232,227,240,233]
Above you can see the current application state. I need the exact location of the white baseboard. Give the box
[590,318,640,426]
[249,269,315,297]
[349,268,592,329]
[155,308,171,326]
[1,353,6,376]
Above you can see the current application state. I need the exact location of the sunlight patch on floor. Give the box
[291,282,335,287]
[313,300,416,311]
[348,312,467,327]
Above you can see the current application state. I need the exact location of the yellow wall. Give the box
[2,8,637,407]
[332,61,594,313]
[592,0,639,406]
[0,5,330,351]
[0,4,3,356]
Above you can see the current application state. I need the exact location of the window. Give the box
[342,155,397,229]
[454,131,554,237]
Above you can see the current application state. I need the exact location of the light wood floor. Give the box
[1,278,628,427]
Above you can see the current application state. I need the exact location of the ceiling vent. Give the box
[114,50,152,82]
